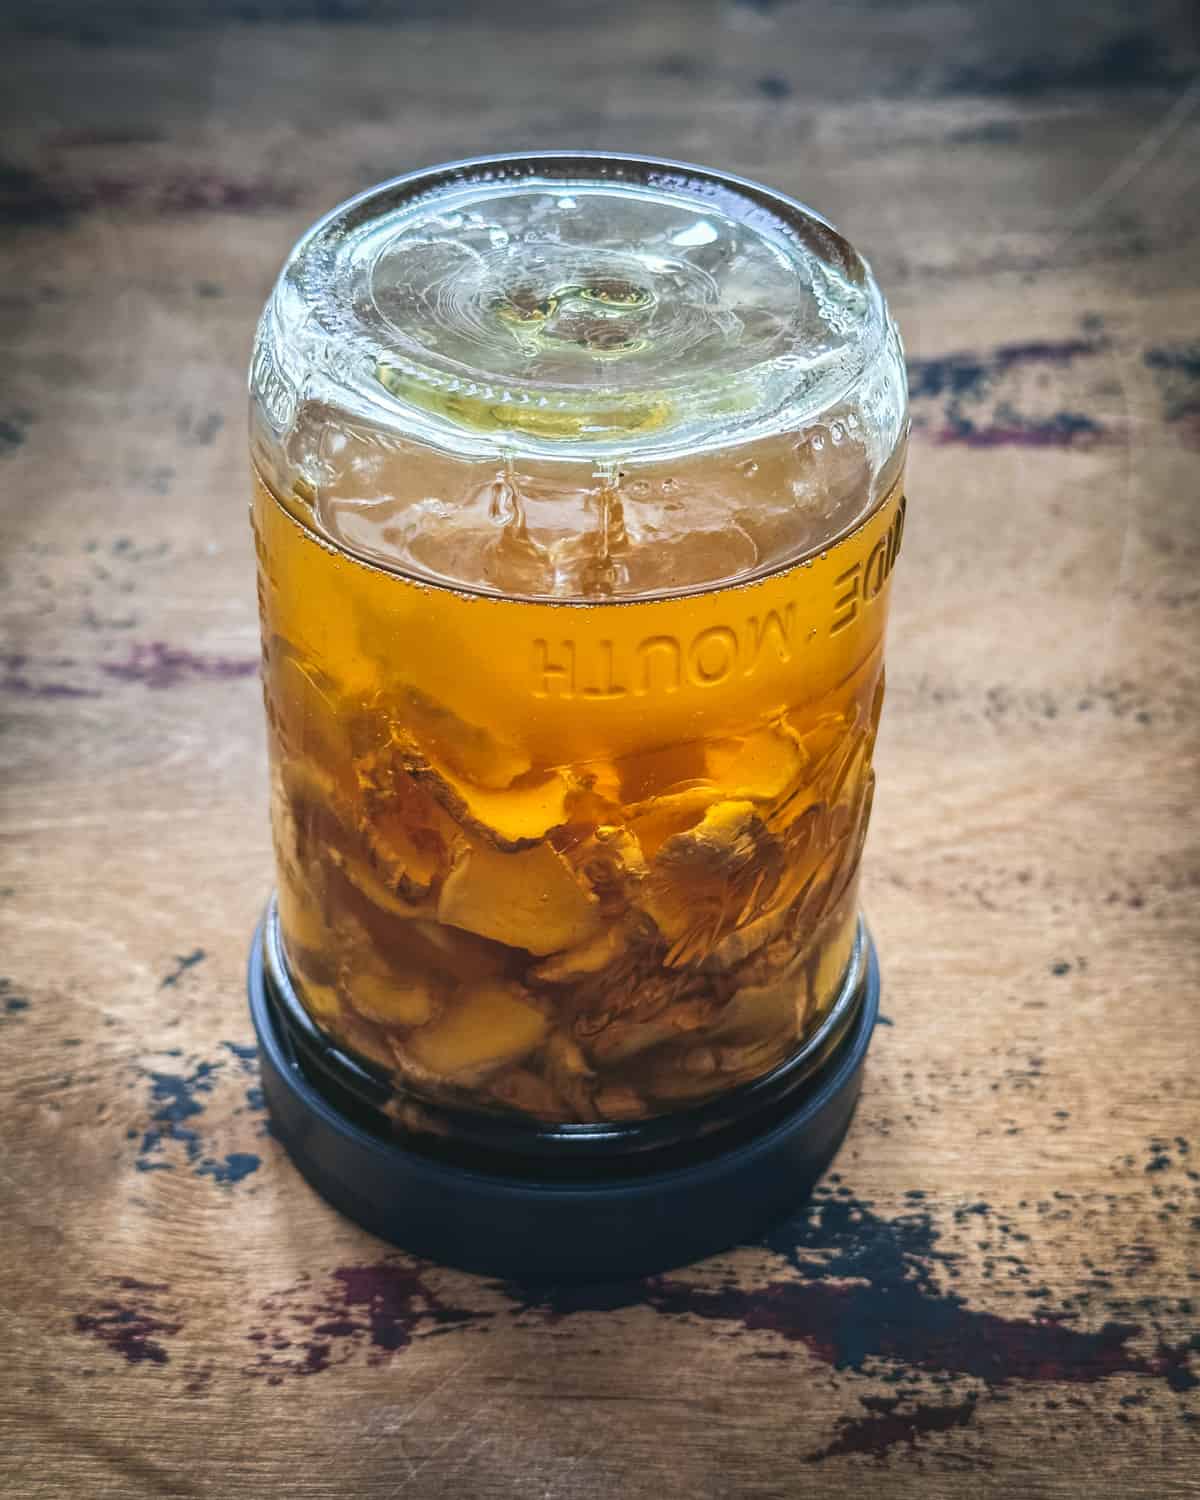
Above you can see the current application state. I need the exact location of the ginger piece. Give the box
[625,785,723,860]
[296,977,341,1024]
[337,1013,402,1072]
[404,919,513,984]
[276,881,334,959]
[489,1069,572,1120]
[438,841,602,956]
[281,759,359,864]
[529,923,629,983]
[705,721,805,805]
[345,971,440,1028]
[567,824,647,914]
[391,684,531,789]
[267,643,355,794]
[616,738,710,803]
[397,740,576,852]
[402,980,548,1080]
[699,902,794,973]
[583,991,718,1064]
[708,976,801,1047]
[810,906,858,1013]
[328,846,435,919]
[594,1084,647,1121]
[541,1032,600,1119]
[638,800,783,967]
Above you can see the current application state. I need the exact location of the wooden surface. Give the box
[2,1,1198,1494]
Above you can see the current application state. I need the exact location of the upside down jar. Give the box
[247,152,909,1278]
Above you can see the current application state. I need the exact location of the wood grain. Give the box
[1,1,1197,1494]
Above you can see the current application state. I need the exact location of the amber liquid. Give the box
[253,469,904,1124]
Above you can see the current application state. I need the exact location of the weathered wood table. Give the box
[2,2,1197,1493]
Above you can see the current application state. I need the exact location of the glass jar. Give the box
[250,153,907,1152]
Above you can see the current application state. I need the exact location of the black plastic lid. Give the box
[247,917,879,1281]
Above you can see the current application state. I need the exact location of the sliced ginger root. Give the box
[438,840,602,956]
[638,800,782,967]
[401,979,548,1080]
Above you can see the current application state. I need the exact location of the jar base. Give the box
[246,917,880,1281]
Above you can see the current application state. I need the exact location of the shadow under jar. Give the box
[248,153,908,1273]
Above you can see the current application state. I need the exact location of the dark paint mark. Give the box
[947,121,1021,145]
[0,161,72,227]
[806,1393,980,1463]
[50,126,164,149]
[0,672,98,698]
[942,32,1189,97]
[0,980,31,1019]
[1051,961,1071,976]
[655,54,699,80]
[0,407,34,452]
[160,948,206,988]
[934,411,1105,448]
[0,163,299,224]
[908,340,1100,402]
[15,0,488,29]
[74,1280,181,1366]
[222,1040,258,1070]
[907,341,1108,449]
[247,1260,489,1380]
[1,650,95,699]
[756,75,791,99]
[1145,343,1200,441]
[101,642,258,689]
[136,1062,216,1169]
[1146,344,1200,384]
[134,1053,265,1184]
[507,1191,1198,1411]
[197,1151,261,1185]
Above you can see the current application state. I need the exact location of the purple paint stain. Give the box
[648,1277,1171,1387]
[101,642,257,689]
[907,340,1100,403]
[0,672,99,699]
[507,1191,1197,1410]
[934,412,1106,448]
[1144,343,1200,440]
[246,1260,489,1379]
[907,340,1108,450]
[74,1280,181,1366]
